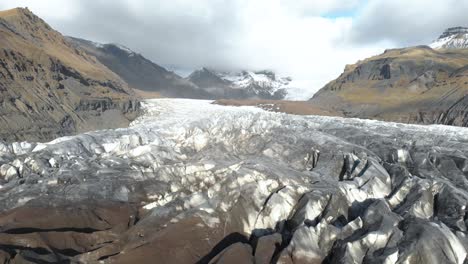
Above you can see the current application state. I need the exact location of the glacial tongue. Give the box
[0,99,467,263]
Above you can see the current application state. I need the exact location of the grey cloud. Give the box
[350,0,468,46]
[47,0,243,70]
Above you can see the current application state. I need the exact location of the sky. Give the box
[1,0,467,99]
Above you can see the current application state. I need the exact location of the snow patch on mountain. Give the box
[217,70,291,92]
[213,70,318,100]
[430,27,468,49]
[430,35,468,49]
[89,40,136,56]
[89,40,105,49]
[187,68,296,99]
[112,43,135,55]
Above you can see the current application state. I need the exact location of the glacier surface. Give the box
[0,99,467,263]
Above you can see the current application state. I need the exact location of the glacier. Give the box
[0,99,467,263]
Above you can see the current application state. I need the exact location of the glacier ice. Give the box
[0,99,467,263]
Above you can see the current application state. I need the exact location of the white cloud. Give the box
[278,0,362,16]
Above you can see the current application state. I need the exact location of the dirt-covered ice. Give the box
[0,99,467,263]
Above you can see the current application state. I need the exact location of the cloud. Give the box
[278,0,363,16]
[3,0,461,99]
[351,0,468,45]
[227,0,386,98]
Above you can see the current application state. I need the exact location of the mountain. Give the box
[1,99,467,263]
[187,68,291,99]
[0,8,138,142]
[67,38,290,100]
[430,27,468,49]
[187,67,229,89]
[66,37,211,99]
[310,44,468,126]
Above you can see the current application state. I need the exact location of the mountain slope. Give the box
[310,45,468,126]
[0,8,138,141]
[66,37,211,99]
[187,67,230,89]
[187,68,290,99]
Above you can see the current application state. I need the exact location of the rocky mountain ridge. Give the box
[0,8,139,142]
[309,27,468,127]
[66,37,212,99]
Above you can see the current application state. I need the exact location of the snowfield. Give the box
[0,99,468,263]
[430,33,468,49]
[430,27,468,49]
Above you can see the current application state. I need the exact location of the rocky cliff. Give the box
[0,8,139,142]
[310,45,468,126]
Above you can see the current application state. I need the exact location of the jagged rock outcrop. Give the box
[0,8,139,142]
[66,37,212,99]
[0,99,467,263]
[310,46,468,127]
[187,68,290,99]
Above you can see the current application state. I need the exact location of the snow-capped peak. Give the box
[187,68,297,99]
[216,70,292,92]
[430,27,468,49]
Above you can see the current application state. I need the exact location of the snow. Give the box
[90,40,105,49]
[113,43,134,54]
[213,70,293,95]
[430,36,452,49]
[90,40,136,55]
[430,33,468,49]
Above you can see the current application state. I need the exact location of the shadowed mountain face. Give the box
[0,8,139,142]
[188,67,230,90]
[66,38,291,100]
[66,37,212,99]
[310,45,468,127]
